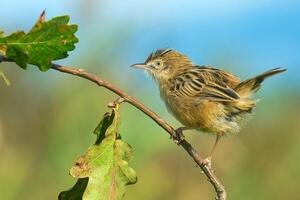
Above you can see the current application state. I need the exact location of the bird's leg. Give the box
[173,127,189,144]
[203,133,223,167]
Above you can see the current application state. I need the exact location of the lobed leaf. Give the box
[59,105,137,200]
[0,12,78,71]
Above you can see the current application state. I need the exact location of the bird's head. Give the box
[131,48,193,81]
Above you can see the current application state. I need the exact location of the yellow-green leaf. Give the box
[59,106,137,200]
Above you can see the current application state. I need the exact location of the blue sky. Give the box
[1,0,299,88]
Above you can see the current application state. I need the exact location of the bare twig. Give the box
[0,56,226,199]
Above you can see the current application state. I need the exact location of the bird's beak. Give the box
[130,63,148,69]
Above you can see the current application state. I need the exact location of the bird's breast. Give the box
[159,86,201,128]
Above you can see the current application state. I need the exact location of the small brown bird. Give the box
[131,48,286,163]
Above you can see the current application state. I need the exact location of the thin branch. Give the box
[0,56,226,200]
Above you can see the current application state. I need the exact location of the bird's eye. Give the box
[151,60,163,69]
[155,61,162,68]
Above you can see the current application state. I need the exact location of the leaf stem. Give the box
[0,68,10,85]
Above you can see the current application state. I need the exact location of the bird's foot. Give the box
[202,156,212,169]
[171,127,186,145]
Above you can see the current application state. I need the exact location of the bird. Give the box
[131,48,286,164]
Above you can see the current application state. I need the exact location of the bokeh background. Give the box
[0,1,299,199]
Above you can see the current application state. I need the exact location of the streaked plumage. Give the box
[131,48,286,161]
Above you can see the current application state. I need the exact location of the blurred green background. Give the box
[0,1,299,199]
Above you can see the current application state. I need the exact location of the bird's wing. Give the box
[171,66,241,102]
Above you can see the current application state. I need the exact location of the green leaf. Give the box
[59,106,137,200]
[59,178,89,200]
[0,12,78,71]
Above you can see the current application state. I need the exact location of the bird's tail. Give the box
[235,67,286,98]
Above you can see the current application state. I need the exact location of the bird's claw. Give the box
[171,127,185,145]
[202,157,212,169]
